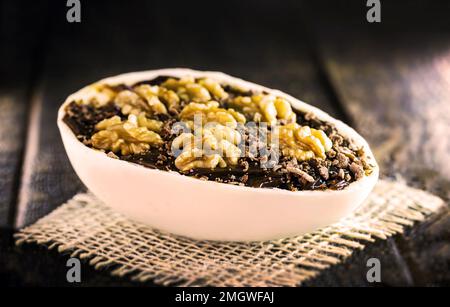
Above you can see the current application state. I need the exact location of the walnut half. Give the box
[162,77,228,102]
[91,114,163,155]
[275,123,332,161]
[179,101,246,129]
[231,95,296,125]
[171,123,242,171]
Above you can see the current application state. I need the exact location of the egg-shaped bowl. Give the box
[57,68,379,241]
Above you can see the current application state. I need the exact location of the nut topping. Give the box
[231,95,296,125]
[172,123,242,171]
[91,114,163,155]
[63,74,373,191]
[179,101,246,129]
[275,123,332,161]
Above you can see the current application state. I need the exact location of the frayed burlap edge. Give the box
[15,179,444,286]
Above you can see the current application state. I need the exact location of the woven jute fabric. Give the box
[15,179,444,286]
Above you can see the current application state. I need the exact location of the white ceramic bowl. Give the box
[57,68,379,241]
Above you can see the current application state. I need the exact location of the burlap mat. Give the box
[15,179,444,286]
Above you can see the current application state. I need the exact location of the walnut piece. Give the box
[133,84,168,115]
[175,149,227,172]
[114,90,150,115]
[161,77,207,103]
[115,85,172,116]
[172,123,242,171]
[157,86,180,114]
[161,77,228,103]
[137,112,163,132]
[91,114,163,155]
[197,78,229,100]
[83,84,116,107]
[231,95,296,125]
[179,101,246,129]
[275,123,332,161]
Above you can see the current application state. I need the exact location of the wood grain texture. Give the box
[0,1,49,227]
[305,1,450,198]
[304,1,450,285]
[322,43,450,198]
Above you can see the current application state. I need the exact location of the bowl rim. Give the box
[57,68,379,197]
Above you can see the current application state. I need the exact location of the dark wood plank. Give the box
[303,1,450,285]
[0,228,150,286]
[0,0,50,228]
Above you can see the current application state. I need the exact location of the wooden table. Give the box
[1,0,449,286]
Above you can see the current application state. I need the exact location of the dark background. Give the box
[1,0,449,286]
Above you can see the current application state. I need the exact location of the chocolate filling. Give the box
[63,77,373,191]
